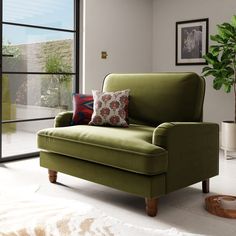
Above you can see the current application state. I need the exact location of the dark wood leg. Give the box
[48,170,57,183]
[202,179,209,193]
[145,198,158,217]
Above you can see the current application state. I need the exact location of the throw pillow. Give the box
[89,89,130,127]
[71,93,94,125]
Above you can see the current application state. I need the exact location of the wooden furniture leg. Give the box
[202,179,209,193]
[145,198,158,217]
[48,170,57,183]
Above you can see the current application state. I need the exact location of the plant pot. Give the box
[221,121,236,159]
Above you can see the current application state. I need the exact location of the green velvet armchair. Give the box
[37,73,219,216]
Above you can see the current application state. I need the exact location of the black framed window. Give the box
[0,0,80,161]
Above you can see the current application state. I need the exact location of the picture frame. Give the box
[176,18,209,65]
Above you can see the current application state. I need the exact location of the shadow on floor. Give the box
[0,163,8,168]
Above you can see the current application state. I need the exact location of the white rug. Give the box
[0,192,203,236]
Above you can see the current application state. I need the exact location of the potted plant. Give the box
[202,15,236,159]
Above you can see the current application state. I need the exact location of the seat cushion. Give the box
[37,124,168,175]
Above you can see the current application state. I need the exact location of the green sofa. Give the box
[37,73,219,216]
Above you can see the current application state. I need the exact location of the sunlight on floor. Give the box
[2,131,38,157]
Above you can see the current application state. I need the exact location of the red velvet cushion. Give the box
[71,94,94,125]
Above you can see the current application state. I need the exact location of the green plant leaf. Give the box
[213,78,223,90]
[209,45,221,56]
[231,15,236,28]
[218,24,235,38]
[202,66,212,73]
[203,70,216,77]
[223,83,232,93]
[202,15,236,95]
[210,34,225,44]
[221,59,232,67]
[220,68,234,78]
[222,22,234,29]
[225,67,235,77]
[217,26,230,39]
[203,53,219,66]
[221,48,234,61]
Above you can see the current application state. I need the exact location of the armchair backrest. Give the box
[103,73,205,126]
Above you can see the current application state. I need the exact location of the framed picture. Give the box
[176,18,209,65]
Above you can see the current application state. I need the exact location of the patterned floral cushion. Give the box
[89,89,130,127]
[71,94,94,125]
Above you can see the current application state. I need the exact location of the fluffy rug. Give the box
[0,193,202,236]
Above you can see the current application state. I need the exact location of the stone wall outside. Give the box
[3,39,74,109]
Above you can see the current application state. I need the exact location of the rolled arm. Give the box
[152,122,219,193]
[54,111,73,127]
[153,122,219,148]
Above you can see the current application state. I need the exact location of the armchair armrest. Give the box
[152,122,219,193]
[54,111,73,127]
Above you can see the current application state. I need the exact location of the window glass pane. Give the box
[2,119,54,158]
[3,25,75,73]
[2,74,74,121]
[1,0,77,160]
[3,0,74,30]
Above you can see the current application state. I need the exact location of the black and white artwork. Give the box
[176,18,208,65]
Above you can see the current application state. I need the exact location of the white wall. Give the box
[153,0,236,124]
[82,0,235,124]
[83,0,153,93]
